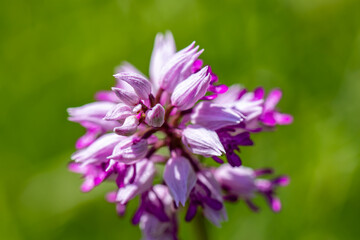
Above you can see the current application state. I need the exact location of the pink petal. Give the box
[274,112,293,125]
[94,91,119,102]
[264,89,282,112]
[271,197,282,212]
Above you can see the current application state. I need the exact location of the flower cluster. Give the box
[68,32,292,240]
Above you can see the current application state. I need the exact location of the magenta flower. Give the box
[68,31,292,239]
[214,164,290,212]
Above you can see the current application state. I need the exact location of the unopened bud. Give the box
[145,104,165,127]
[114,116,139,136]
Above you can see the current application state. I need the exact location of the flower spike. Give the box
[68,31,292,239]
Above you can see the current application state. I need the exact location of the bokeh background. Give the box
[1,0,360,239]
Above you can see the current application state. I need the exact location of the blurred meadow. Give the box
[1,0,360,239]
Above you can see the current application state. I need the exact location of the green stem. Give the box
[194,215,208,240]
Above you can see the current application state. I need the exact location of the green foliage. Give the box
[1,0,360,239]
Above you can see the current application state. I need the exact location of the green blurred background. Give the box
[1,0,360,239]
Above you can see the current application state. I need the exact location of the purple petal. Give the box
[191,59,203,73]
[208,66,218,83]
[260,112,277,126]
[81,178,95,192]
[75,123,101,149]
[182,125,225,157]
[113,72,152,100]
[69,162,110,192]
[152,184,174,209]
[68,162,84,173]
[233,132,254,146]
[208,84,228,94]
[214,165,257,198]
[269,196,282,212]
[223,194,238,202]
[255,179,273,192]
[264,89,282,112]
[201,94,218,100]
[274,112,293,125]
[163,156,197,207]
[202,203,228,227]
[68,102,119,132]
[196,171,228,226]
[108,138,148,164]
[245,199,259,212]
[116,203,126,216]
[149,31,176,90]
[226,151,242,167]
[159,42,203,91]
[254,168,274,176]
[185,203,198,222]
[71,133,124,164]
[116,169,126,188]
[68,102,115,119]
[144,202,170,223]
[203,197,223,210]
[253,87,265,100]
[180,48,205,81]
[139,213,177,240]
[191,102,243,130]
[117,160,155,204]
[103,103,133,121]
[114,115,139,136]
[132,204,145,225]
[213,85,244,104]
[272,176,290,186]
[212,156,224,164]
[94,91,119,102]
[106,192,117,202]
[112,87,140,106]
[233,94,263,121]
[171,66,211,110]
